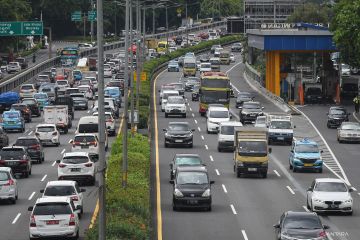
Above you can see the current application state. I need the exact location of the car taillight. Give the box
[319,231,327,238]
[0,160,5,165]
[106,119,113,123]
[72,141,81,147]
[89,141,97,147]
[20,160,28,164]
[30,215,36,227]
[52,132,58,136]
[85,163,93,167]
[59,164,66,168]
[30,144,40,151]
[69,213,76,226]
[4,179,15,186]
[71,196,78,201]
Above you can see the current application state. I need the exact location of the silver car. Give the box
[0,167,18,204]
[337,122,360,143]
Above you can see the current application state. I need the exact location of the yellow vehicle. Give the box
[156,41,168,54]
[233,127,271,178]
[219,50,230,65]
[183,57,197,77]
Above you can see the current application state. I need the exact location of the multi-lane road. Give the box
[153,51,360,240]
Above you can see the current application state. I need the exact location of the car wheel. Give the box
[173,204,178,211]
[327,123,330,128]
[207,206,212,211]
[218,147,222,152]
[91,177,96,186]
[56,142,60,147]
[38,158,42,164]
[165,113,168,118]
[24,171,29,178]
[307,199,311,210]
[72,230,79,240]
[347,211,353,216]
[42,155,45,162]
[261,172,267,178]
[10,198,16,204]
[183,114,186,118]
[318,168,323,173]
[289,161,293,170]
[292,166,297,173]
[236,169,242,178]
[189,143,193,148]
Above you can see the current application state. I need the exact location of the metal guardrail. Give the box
[0,21,226,94]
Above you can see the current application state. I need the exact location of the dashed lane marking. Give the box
[241,230,249,240]
[209,155,214,162]
[189,107,192,111]
[205,145,208,150]
[198,127,201,132]
[68,139,72,144]
[41,174,47,182]
[28,131,33,135]
[61,149,65,154]
[201,135,204,140]
[303,206,310,212]
[192,113,195,117]
[286,186,295,195]
[222,184,228,193]
[12,213,21,224]
[52,161,56,167]
[353,112,360,122]
[28,192,36,201]
[194,119,198,124]
[215,169,220,176]
[273,170,281,177]
[230,204,237,215]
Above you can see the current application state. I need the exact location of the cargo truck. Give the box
[266,113,295,145]
[44,105,72,134]
[233,127,271,178]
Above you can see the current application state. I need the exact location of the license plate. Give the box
[6,161,17,166]
[304,163,313,167]
[330,204,339,209]
[277,137,284,140]
[46,220,59,225]
[71,168,81,172]
[175,140,183,143]
[248,168,257,172]
[188,200,198,205]
[81,145,89,149]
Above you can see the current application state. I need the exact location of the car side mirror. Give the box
[69,139,73,143]
[307,187,313,192]
[238,106,242,109]
[230,115,233,119]
[293,125,296,129]
[261,107,265,110]
[323,225,330,230]
[210,180,215,184]
[40,189,44,193]
[28,206,33,211]
[268,147,272,154]
[163,128,167,132]
[56,160,61,163]
[290,150,294,153]
[273,224,280,229]
[169,180,174,184]
[320,150,324,153]
[192,129,195,132]
[80,188,86,193]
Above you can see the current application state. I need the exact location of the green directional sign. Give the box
[88,11,97,21]
[0,21,43,36]
[71,11,82,21]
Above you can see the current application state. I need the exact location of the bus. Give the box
[60,47,80,67]
[199,71,231,116]
[156,41,168,54]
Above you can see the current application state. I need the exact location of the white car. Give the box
[41,180,85,215]
[206,106,231,133]
[159,85,176,104]
[165,96,186,118]
[341,64,351,76]
[57,152,96,185]
[254,115,267,128]
[306,178,354,215]
[71,133,99,156]
[35,124,60,146]
[199,62,212,74]
[93,111,116,136]
[56,80,70,91]
[161,90,179,112]
[20,84,37,98]
[104,64,113,78]
[28,197,80,239]
[217,121,243,152]
[230,53,235,62]
[78,85,93,99]
[0,167,18,204]
[6,62,21,73]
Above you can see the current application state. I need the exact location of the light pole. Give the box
[91,0,94,43]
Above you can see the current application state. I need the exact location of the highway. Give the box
[154,51,359,240]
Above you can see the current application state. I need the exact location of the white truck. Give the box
[266,113,294,145]
[43,105,72,134]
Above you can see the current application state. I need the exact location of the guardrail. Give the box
[0,21,226,94]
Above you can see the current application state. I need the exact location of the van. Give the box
[183,57,197,77]
[219,50,230,65]
[75,116,108,149]
[217,121,243,152]
[209,57,221,72]
[206,106,231,133]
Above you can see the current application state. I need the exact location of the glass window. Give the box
[20,85,33,90]
[37,126,55,132]
[15,138,38,146]
[74,135,96,142]
[243,103,261,110]
[238,141,267,157]
[168,124,190,131]
[78,124,98,133]
[201,91,229,103]
[283,215,322,229]
[295,144,319,153]
[209,110,228,118]
[167,97,184,104]
[329,109,346,115]
[270,121,291,129]
[314,182,347,192]
[0,149,24,159]
[3,112,19,118]
[176,172,208,185]
[62,156,89,164]
[44,186,76,196]
[220,125,235,135]
[22,99,36,105]
[341,123,360,130]
[33,203,72,215]
[0,172,10,181]
[175,157,201,166]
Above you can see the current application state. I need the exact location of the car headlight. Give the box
[314,198,324,203]
[165,132,171,137]
[174,188,183,197]
[344,198,353,204]
[280,233,293,240]
[202,189,211,197]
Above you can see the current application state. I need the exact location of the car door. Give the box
[307,180,316,206]
[74,182,83,206]
[289,142,295,166]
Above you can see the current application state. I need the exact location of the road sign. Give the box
[71,11,82,21]
[0,21,43,36]
[88,11,97,21]
[128,110,139,124]
[134,71,147,81]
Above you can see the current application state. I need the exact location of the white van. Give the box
[206,106,231,133]
[161,90,180,112]
[217,121,243,152]
[75,116,108,149]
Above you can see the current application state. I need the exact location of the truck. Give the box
[340,76,359,99]
[54,96,74,120]
[233,127,271,178]
[266,113,294,145]
[88,55,97,71]
[304,82,323,103]
[43,105,72,134]
[219,50,230,65]
[0,92,20,113]
[183,57,197,77]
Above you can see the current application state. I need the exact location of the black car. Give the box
[21,98,41,117]
[191,85,200,101]
[171,83,185,96]
[305,87,323,103]
[175,36,183,45]
[170,154,203,180]
[0,146,32,177]
[327,106,349,128]
[236,91,253,108]
[15,57,28,69]
[13,137,44,163]
[171,166,214,211]
[11,103,32,122]
[239,101,264,124]
[70,93,88,110]
[163,122,195,148]
[0,127,9,148]
[274,211,329,240]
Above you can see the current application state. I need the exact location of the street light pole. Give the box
[130,0,135,137]
[185,1,188,46]
[152,7,155,35]
[91,0,94,43]
[136,0,141,114]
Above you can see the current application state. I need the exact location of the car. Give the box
[56,80,70,91]
[71,93,88,110]
[85,76,98,91]
[169,154,204,180]
[78,85,94,99]
[210,44,221,54]
[39,84,56,103]
[65,88,80,97]
[33,92,50,110]
[75,116,109,149]
[0,127,9,148]
[191,85,200,101]
[35,75,51,89]
[1,110,25,132]
[71,133,99,156]
[105,87,122,107]
[104,64,113,78]
[40,180,86,215]
[306,178,354,215]
[231,42,242,52]
[78,79,94,91]
[254,115,267,128]
[199,54,210,63]
[20,84,37,98]
[21,98,41,117]
[206,106,231,133]
[6,62,21,73]
[165,96,187,118]
[169,82,185,96]
[35,124,60,146]
[337,121,360,143]
[341,63,351,76]
[0,167,18,204]
[289,138,323,173]
[10,103,32,122]
[0,146,32,178]
[168,61,180,72]
[171,166,214,211]
[230,53,235,62]
[72,70,83,81]
[161,90,179,112]
[163,122,195,148]
[199,62,212,74]
[13,136,44,163]
[93,112,116,136]
[239,101,264,124]
[326,106,349,128]
[273,211,329,240]
[184,52,195,58]
[0,68,3,79]
[184,77,200,91]
[15,57,28,69]
[158,85,176,104]
[236,91,253,108]
[217,121,243,152]
[57,152,96,185]
[305,87,323,103]
[28,197,80,240]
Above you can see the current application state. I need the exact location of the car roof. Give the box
[295,138,317,145]
[36,124,56,128]
[285,211,318,218]
[169,121,189,125]
[16,136,38,140]
[341,121,360,126]
[208,106,228,111]
[219,121,243,127]
[0,167,12,172]
[35,196,71,204]
[63,152,90,157]
[75,133,97,137]
[2,146,26,150]
[329,106,346,110]
[3,109,21,114]
[46,180,77,187]
[176,165,208,173]
[315,178,345,183]
[175,153,200,158]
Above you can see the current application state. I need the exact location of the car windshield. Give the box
[37,126,55,132]
[243,103,261,110]
[22,99,36,105]
[105,88,119,95]
[221,125,235,135]
[33,203,72,215]
[3,112,19,118]
[0,172,9,181]
[62,156,89,164]
[256,117,266,124]
[201,91,229,103]
[201,63,211,68]
[74,135,96,142]
[44,186,76,196]
[15,139,38,146]
[163,93,178,99]
[177,172,208,185]
[341,123,360,130]
[175,156,201,166]
[314,182,347,192]
[80,80,90,85]
[78,124,98,133]
[168,124,189,131]
[184,63,196,68]
[295,144,319,153]
[238,141,267,157]
[0,149,24,159]
[57,81,68,85]
[41,88,52,93]
[330,109,346,115]
[209,110,228,118]
[21,85,33,90]
[167,97,184,104]
[201,78,229,88]
[307,88,321,94]
[238,93,251,99]
[270,121,291,129]
[34,94,47,99]
[283,215,322,229]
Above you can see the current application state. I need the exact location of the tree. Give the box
[287,2,333,25]
[331,0,360,67]
[200,0,242,19]
[0,0,32,21]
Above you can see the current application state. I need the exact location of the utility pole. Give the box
[83,12,87,40]
[185,1,188,46]
[142,7,146,63]
[136,0,141,115]
[130,0,135,137]
[166,6,168,53]
[91,0,94,43]
[122,0,130,188]
[152,7,155,35]
[96,0,106,239]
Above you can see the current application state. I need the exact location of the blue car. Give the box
[167,61,180,72]
[289,138,323,173]
[73,70,83,81]
[1,110,25,132]
[33,93,50,110]
[105,87,122,107]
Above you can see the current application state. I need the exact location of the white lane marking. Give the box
[12,213,21,224]
[353,112,360,122]
[230,204,237,215]
[192,113,195,117]
[222,184,228,193]
[204,144,208,150]
[303,206,310,212]
[194,119,198,124]
[352,187,357,191]
[61,148,65,154]
[187,103,189,106]
[201,135,204,140]
[41,174,47,182]
[68,139,72,144]
[87,110,90,114]
[241,230,249,240]
[209,155,214,162]
[28,131,33,136]
[357,193,360,196]
[28,192,36,200]
[273,170,281,177]
[225,61,243,74]
[198,127,201,132]
[52,161,56,167]
[189,107,192,111]
[286,186,295,195]
[215,169,220,176]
